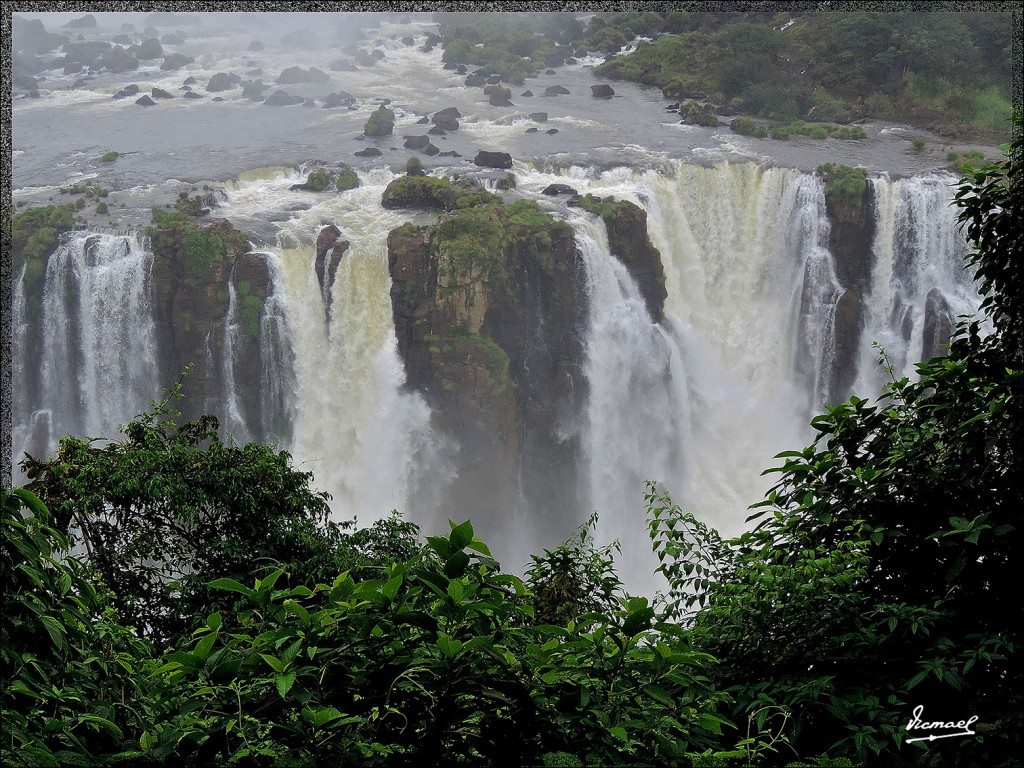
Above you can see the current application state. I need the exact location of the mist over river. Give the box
[10,11,993,592]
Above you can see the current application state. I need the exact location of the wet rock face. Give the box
[823,178,876,403]
[387,203,587,539]
[149,217,253,422]
[314,224,350,313]
[576,198,667,323]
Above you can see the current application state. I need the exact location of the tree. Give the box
[20,379,344,646]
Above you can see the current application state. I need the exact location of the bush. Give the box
[729,116,767,138]
[95,201,108,214]
[101,151,119,162]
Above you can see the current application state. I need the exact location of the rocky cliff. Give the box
[387,186,588,540]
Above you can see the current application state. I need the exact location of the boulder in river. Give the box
[135,95,156,107]
[206,72,237,92]
[591,84,614,98]
[263,89,304,106]
[544,85,570,96]
[474,150,513,169]
[277,66,330,84]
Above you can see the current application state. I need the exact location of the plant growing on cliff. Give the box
[815,163,867,212]
[306,168,332,191]
[336,166,359,191]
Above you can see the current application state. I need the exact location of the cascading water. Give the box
[220,271,251,443]
[854,174,977,393]
[571,213,690,589]
[220,169,453,526]
[517,161,849,545]
[38,231,159,443]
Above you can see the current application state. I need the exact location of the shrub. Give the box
[101,151,119,162]
[730,116,767,138]
[95,202,108,214]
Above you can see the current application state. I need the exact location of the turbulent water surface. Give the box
[11,11,987,592]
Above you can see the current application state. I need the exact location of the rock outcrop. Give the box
[277,66,330,84]
[474,151,513,169]
[817,164,875,403]
[570,195,667,322]
[387,198,587,538]
[314,224,350,314]
[207,72,238,92]
[149,212,255,422]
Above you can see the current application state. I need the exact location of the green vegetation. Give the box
[405,155,423,176]
[730,116,767,138]
[95,201,108,214]
[101,151,119,162]
[768,120,866,141]
[146,207,249,283]
[439,11,1014,141]
[305,168,332,191]
[947,148,987,173]
[436,12,577,84]
[336,167,359,191]
[363,104,395,137]
[381,175,498,212]
[816,163,868,212]
[10,204,77,293]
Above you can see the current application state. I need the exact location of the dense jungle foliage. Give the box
[435,11,1012,142]
[3,119,1021,765]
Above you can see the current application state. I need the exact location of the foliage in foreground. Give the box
[3,486,733,767]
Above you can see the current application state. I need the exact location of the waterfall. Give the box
[854,174,976,393]
[571,213,690,589]
[248,172,453,525]
[258,257,296,447]
[38,232,159,442]
[221,269,251,442]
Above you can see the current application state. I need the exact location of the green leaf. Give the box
[642,684,675,707]
[260,654,285,674]
[444,550,471,579]
[194,629,219,662]
[381,574,403,600]
[207,578,255,598]
[447,579,464,602]
[12,487,50,520]
[450,519,474,550]
[275,671,296,698]
[621,607,655,636]
[39,614,67,653]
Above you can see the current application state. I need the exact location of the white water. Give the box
[854,174,976,393]
[38,232,159,442]
[221,270,250,442]
[221,170,454,526]
[572,214,690,589]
